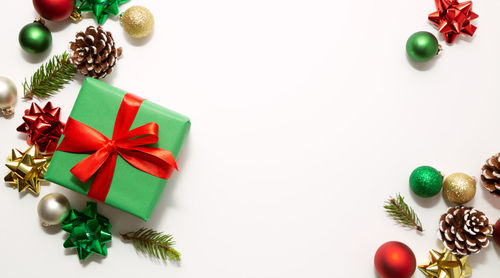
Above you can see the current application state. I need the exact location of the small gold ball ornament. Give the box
[443,173,476,205]
[37,193,71,226]
[121,6,154,38]
[0,76,17,116]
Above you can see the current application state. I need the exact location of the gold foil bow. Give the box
[4,145,50,195]
[419,248,471,278]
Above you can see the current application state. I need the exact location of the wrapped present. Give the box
[45,78,190,221]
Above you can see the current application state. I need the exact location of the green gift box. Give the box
[45,78,190,221]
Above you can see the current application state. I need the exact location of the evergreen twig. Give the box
[23,52,76,99]
[121,228,181,263]
[384,193,423,232]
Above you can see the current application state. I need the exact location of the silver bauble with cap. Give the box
[37,193,71,226]
[0,76,17,116]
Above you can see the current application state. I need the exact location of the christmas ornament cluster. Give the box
[3,0,156,115]
[376,160,500,278]
[406,0,478,63]
[2,1,184,265]
[19,0,154,55]
[379,3,500,274]
[30,0,154,36]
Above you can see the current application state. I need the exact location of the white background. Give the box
[1,0,500,277]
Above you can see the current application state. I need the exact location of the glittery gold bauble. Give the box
[121,6,154,38]
[443,173,476,205]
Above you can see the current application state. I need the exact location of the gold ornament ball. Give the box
[0,76,17,116]
[121,6,154,38]
[443,173,476,205]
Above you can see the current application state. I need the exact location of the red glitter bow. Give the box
[17,102,65,154]
[56,93,177,202]
[429,0,478,44]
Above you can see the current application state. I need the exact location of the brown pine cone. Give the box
[438,206,492,256]
[481,153,500,196]
[69,26,122,79]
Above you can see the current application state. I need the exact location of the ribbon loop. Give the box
[116,123,159,147]
[57,93,177,202]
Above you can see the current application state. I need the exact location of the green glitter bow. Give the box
[76,0,130,24]
[61,202,112,260]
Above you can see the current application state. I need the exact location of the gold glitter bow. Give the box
[419,248,472,278]
[4,145,50,195]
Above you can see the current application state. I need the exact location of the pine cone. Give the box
[69,26,122,79]
[438,206,492,256]
[481,153,500,196]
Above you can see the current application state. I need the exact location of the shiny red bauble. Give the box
[33,0,75,21]
[494,218,500,247]
[374,241,416,278]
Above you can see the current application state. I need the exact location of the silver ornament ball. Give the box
[37,193,71,226]
[0,76,17,116]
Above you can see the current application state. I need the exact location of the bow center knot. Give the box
[104,140,117,153]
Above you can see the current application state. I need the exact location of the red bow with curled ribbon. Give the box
[56,93,177,202]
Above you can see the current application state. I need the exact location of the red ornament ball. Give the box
[494,218,500,247]
[374,241,416,278]
[33,0,75,21]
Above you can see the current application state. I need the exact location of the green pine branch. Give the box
[384,193,423,232]
[121,228,181,263]
[23,52,76,99]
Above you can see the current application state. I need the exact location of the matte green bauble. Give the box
[19,20,52,54]
[406,31,440,62]
[409,166,443,198]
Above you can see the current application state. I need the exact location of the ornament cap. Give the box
[34,18,46,25]
[1,107,15,116]
[70,10,83,22]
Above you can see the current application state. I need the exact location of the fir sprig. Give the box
[121,228,181,263]
[23,52,76,99]
[384,193,423,232]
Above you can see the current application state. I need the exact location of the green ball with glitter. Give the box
[409,166,443,198]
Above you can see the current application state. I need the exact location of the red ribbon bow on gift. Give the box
[57,93,177,202]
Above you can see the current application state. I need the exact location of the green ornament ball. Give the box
[19,20,52,54]
[406,31,440,62]
[409,166,443,198]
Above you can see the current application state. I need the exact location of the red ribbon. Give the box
[57,93,177,202]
